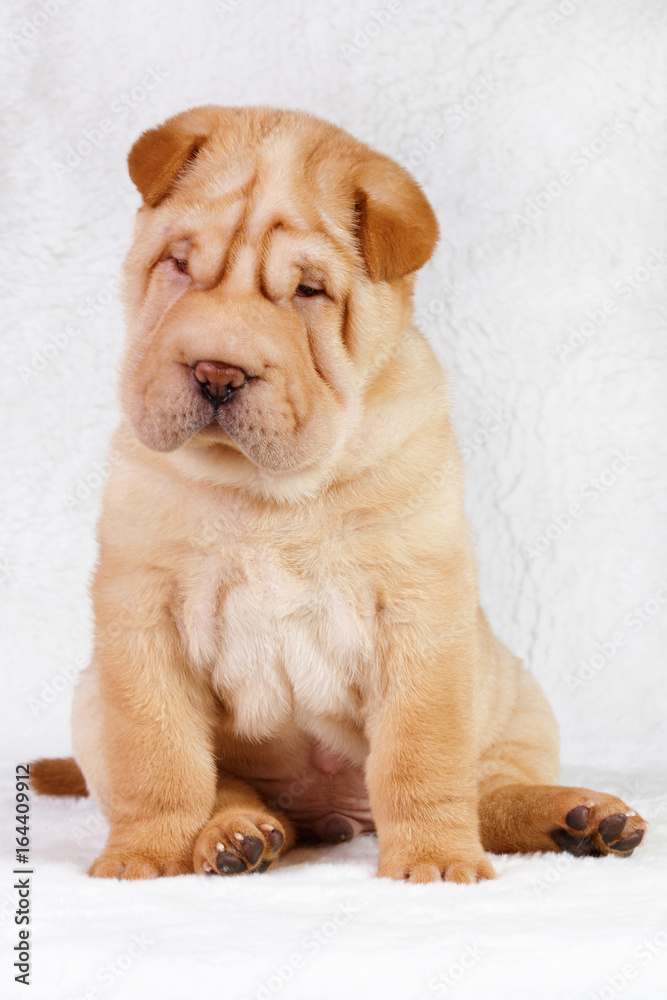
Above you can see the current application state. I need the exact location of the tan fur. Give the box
[30,757,88,797]
[31,107,646,881]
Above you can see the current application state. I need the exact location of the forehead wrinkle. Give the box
[245,137,321,241]
[222,241,259,294]
[250,188,358,271]
[314,204,360,262]
[246,194,313,242]
[220,183,267,293]
[192,178,263,288]
[165,195,244,243]
[197,140,258,202]
[261,226,331,269]
[260,227,353,298]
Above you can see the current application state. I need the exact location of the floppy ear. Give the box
[354,155,439,281]
[127,106,224,208]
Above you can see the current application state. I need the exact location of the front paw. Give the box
[378,840,496,884]
[88,848,192,880]
[194,809,290,876]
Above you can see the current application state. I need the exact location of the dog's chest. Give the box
[179,543,376,740]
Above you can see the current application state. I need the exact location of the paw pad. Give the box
[215,850,248,874]
[564,805,589,831]
[550,798,646,859]
[259,824,284,853]
[598,813,627,844]
[195,815,287,876]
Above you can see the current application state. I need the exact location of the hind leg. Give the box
[477,671,647,857]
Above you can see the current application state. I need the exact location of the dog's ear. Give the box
[127,107,223,208]
[354,155,439,282]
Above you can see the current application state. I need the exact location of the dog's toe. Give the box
[194,810,290,876]
[88,849,191,880]
[549,789,647,859]
[598,813,627,844]
[215,850,249,874]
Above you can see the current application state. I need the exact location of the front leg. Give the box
[79,571,218,879]
[366,606,495,884]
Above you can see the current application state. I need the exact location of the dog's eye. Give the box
[165,256,189,274]
[295,284,323,297]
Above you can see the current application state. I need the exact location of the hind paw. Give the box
[549,791,647,858]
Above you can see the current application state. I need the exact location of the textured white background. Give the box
[1,2,666,998]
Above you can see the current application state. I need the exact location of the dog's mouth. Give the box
[193,370,258,448]
[199,381,238,408]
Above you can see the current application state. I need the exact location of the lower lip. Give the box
[199,421,231,440]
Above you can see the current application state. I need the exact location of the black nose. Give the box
[194,361,246,407]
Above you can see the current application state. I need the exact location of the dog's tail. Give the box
[30,757,88,797]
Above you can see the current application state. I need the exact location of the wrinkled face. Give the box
[120,106,438,494]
